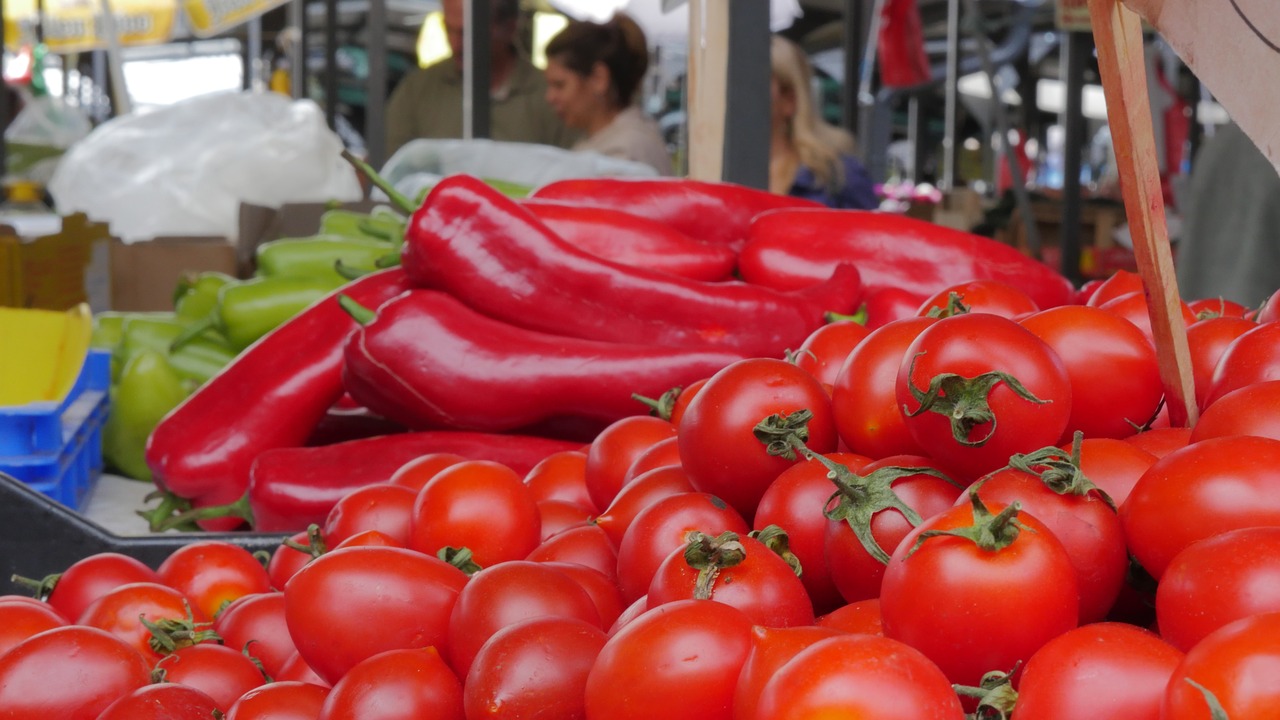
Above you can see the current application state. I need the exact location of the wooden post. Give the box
[686,0,730,181]
[1088,0,1198,427]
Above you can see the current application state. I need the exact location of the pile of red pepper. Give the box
[143,173,1072,533]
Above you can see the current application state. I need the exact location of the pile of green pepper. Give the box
[93,205,405,481]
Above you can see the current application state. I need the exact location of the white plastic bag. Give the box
[379,138,658,202]
[48,91,362,243]
[4,95,93,185]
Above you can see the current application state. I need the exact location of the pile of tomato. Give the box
[6,270,1280,719]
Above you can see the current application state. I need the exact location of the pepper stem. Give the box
[902,352,1050,447]
[168,317,218,353]
[151,493,255,533]
[337,294,377,326]
[824,308,868,325]
[341,149,416,214]
[136,490,197,533]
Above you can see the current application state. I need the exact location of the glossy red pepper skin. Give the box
[145,268,412,530]
[342,289,745,432]
[740,209,1076,309]
[249,431,583,531]
[520,200,737,282]
[530,177,822,251]
[402,175,863,358]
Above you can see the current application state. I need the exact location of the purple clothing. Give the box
[789,154,879,210]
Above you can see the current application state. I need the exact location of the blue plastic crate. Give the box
[0,350,110,510]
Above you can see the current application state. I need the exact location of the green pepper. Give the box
[216,275,345,350]
[91,312,128,352]
[117,315,235,384]
[102,348,191,481]
[255,235,398,282]
[174,271,236,325]
[319,208,405,243]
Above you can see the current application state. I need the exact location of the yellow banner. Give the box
[3,0,176,53]
[182,0,288,37]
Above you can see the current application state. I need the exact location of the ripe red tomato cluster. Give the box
[7,274,1280,719]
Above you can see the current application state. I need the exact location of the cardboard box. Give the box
[0,214,112,312]
[108,236,237,312]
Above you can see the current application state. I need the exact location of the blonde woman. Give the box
[769,36,878,209]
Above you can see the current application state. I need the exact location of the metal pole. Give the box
[291,0,306,99]
[942,0,959,191]
[907,96,925,182]
[462,0,491,140]
[365,0,388,165]
[721,0,769,188]
[842,0,862,138]
[245,18,263,90]
[1061,30,1088,284]
[324,0,338,128]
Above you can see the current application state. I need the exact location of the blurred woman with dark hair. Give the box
[544,13,672,175]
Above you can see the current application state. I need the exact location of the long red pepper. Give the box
[144,268,412,530]
[520,200,737,281]
[341,290,744,432]
[402,175,863,358]
[740,209,1076,309]
[248,431,583,531]
[529,176,822,251]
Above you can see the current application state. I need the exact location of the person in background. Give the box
[769,35,878,209]
[386,0,576,155]
[1176,121,1280,308]
[543,13,672,176]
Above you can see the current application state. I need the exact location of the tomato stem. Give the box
[750,525,803,577]
[997,431,1118,511]
[631,386,681,421]
[951,667,1019,719]
[682,530,747,600]
[143,600,222,655]
[8,572,59,600]
[282,524,329,559]
[908,493,1032,558]
[902,353,1050,447]
[1185,679,1231,720]
[438,546,482,576]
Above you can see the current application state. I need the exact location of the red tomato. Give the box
[863,286,929,329]
[647,532,814,628]
[388,452,467,492]
[527,524,618,580]
[753,451,874,615]
[225,681,330,720]
[1121,435,1280,579]
[266,529,317,591]
[1186,316,1259,410]
[584,416,677,511]
[608,595,650,637]
[213,592,296,679]
[276,652,329,687]
[615,492,750,602]
[1192,379,1280,442]
[464,616,607,720]
[1123,427,1191,459]
[157,541,272,620]
[1161,612,1280,719]
[1013,622,1183,720]
[1097,291,1197,349]
[733,625,846,720]
[36,552,160,622]
[283,546,468,685]
[1203,320,1280,406]
[966,462,1127,624]
[317,647,463,720]
[96,683,222,720]
[1019,305,1163,439]
[584,599,754,720]
[621,436,682,485]
[667,377,708,427]
[322,483,418,546]
[1071,437,1159,507]
[916,279,1040,319]
[831,317,935,459]
[78,581,209,661]
[155,643,268,711]
[1085,270,1145,307]
[1257,288,1280,323]
[333,529,401,550]
[678,358,838,520]
[0,597,65,658]
[792,320,871,387]
[523,450,595,513]
[824,454,964,604]
[1074,277,1106,305]
[540,561,627,630]
[880,498,1079,686]
[1157,527,1280,652]
[593,465,694,548]
[0,626,151,719]
[753,634,964,720]
[1187,296,1252,320]
[536,499,594,540]
[445,560,601,678]
[408,460,542,567]
[897,313,1072,481]
[816,598,884,635]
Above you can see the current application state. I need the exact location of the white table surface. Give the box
[82,473,161,536]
